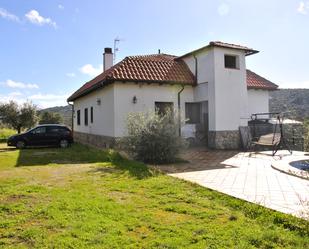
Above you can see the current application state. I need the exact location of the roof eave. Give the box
[247,86,278,91]
[177,44,259,59]
[67,79,195,102]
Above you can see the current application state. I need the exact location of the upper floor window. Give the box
[224,55,239,69]
[77,110,81,125]
[84,108,88,126]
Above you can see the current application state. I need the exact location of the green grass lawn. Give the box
[0,128,16,142]
[0,143,308,248]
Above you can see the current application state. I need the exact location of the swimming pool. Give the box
[289,160,309,171]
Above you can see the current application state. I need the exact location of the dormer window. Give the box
[224,55,239,69]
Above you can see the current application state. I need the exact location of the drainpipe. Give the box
[67,101,74,131]
[177,85,185,136]
[193,54,198,84]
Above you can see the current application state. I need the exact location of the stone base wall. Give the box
[208,130,240,150]
[74,131,116,149]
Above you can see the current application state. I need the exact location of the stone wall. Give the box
[208,130,240,150]
[282,124,304,151]
[74,131,116,149]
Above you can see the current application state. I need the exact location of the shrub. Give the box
[120,111,186,164]
[0,128,16,142]
[39,111,63,124]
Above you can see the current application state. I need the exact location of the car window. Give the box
[47,127,60,133]
[60,127,70,134]
[32,127,46,134]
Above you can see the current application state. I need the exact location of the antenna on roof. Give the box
[114,37,124,63]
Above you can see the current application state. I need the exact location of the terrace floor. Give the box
[154,148,309,219]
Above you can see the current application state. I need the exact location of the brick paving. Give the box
[155,148,309,219]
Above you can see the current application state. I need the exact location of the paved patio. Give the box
[155,148,309,219]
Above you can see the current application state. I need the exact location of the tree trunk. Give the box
[17,127,21,134]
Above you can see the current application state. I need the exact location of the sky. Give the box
[0,0,308,108]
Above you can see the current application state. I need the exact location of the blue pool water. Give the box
[289,160,309,171]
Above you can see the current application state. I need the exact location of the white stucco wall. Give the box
[73,46,271,139]
[212,47,248,130]
[113,82,194,137]
[182,47,248,131]
[73,84,115,137]
[247,89,269,116]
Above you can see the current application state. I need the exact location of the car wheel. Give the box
[59,139,69,148]
[16,140,26,149]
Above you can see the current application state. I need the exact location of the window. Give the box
[31,127,46,134]
[155,102,174,116]
[185,103,201,124]
[84,108,88,126]
[224,55,238,69]
[47,126,60,133]
[90,106,93,123]
[77,110,80,125]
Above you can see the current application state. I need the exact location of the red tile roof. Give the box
[68,54,195,101]
[68,54,278,101]
[246,69,278,90]
[209,41,259,55]
[178,41,259,59]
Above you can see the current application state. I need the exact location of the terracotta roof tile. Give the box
[209,41,258,55]
[68,54,278,101]
[246,69,278,90]
[68,54,195,101]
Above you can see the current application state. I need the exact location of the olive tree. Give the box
[120,110,186,164]
[0,101,38,133]
[39,111,63,124]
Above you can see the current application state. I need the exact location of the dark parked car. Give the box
[7,124,73,149]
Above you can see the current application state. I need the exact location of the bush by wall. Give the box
[120,111,186,164]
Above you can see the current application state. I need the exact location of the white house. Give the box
[67,41,278,149]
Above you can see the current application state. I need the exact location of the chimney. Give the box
[103,47,113,71]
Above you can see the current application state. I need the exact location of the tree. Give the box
[0,101,38,133]
[39,111,63,125]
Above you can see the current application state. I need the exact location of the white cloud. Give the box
[297,1,309,14]
[28,93,69,108]
[0,92,68,108]
[217,3,230,16]
[9,91,23,97]
[3,79,39,89]
[25,10,57,28]
[0,8,20,22]
[0,92,26,105]
[58,4,64,10]
[80,64,103,76]
[66,72,76,77]
[280,80,309,89]
[29,93,67,100]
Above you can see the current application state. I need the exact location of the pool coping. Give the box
[271,152,309,180]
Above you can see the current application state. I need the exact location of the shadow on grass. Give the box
[91,151,158,179]
[14,143,111,167]
[13,143,156,179]
[0,147,17,152]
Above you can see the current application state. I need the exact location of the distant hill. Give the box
[39,105,72,127]
[270,89,309,120]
